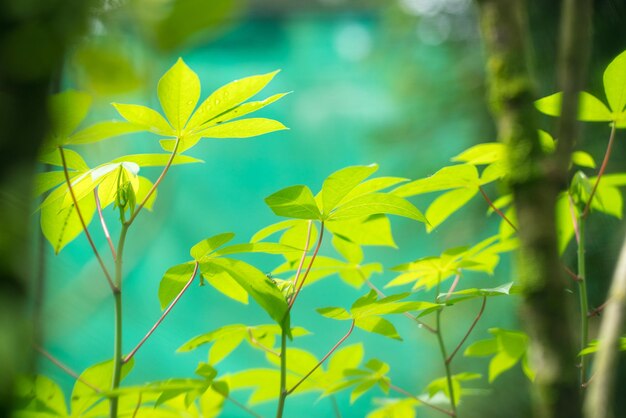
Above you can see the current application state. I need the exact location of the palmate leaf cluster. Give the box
[23,50,626,418]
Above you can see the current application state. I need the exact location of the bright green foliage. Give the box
[438,282,517,305]
[45,90,141,149]
[113,59,288,153]
[535,50,626,127]
[327,359,391,403]
[425,372,481,406]
[366,398,420,418]
[464,328,534,382]
[265,164,426,223]
[317,291,440,340]
[178,324,310,364]
[579,337,626,356]
[388,236,517,290]
[14,375,68,417]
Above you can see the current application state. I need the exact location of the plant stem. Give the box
[582,123,616,219]
[126,137,180,226]
[289,220,313,301]
[35,345,102,392]
[287,222,324,312]
[59,147,117,292]
[435,278,456,416]
[577,214,589,387]
[287,320,355,395]
[446,297,487,364]
[94,188,116,260]
[225,394,264,418]
[388,383,455,417]
[364,279,437,334]
[110,223,129,418]
[123,262,199,363]
[478,186,517,232]
[331,396,342,418]
[275,324,288,418]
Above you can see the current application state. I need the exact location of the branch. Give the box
[35,345,102,393]
[291,220,313,294]
[287,222,324,312]
[224,393,264,418]
[388,383,455,417]
[123,261,198,363]
[582,123,617,219]
[94,188,116,260]
[479,187,517,232]
[59,147,117,293]
[126,136,181,226]
[587,301,608,318]
[247,327,280,357]
[286,320,355,395]
[446,297,487,364]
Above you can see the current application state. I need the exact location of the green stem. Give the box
[276,323,288,418]
[110,223,129,418]
[435,278,457,416]
[577,214,589,387]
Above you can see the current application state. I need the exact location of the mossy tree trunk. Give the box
[474,1,585,417]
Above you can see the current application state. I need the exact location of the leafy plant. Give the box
[19,48,626,418]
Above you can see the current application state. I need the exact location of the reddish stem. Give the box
[59,147,117,293]
[126,137,180,226]
[479,187,518,232]
[35,345,102,392]
[287,222,325,312]
[587,301,608,318]
[446,296,487,364]
[94,188,116,260]
[291,220,313,292]
[286,319,355,395]
[583,123,616,218]
[445,273,461,302]
[123,261,198,363]
[248,327,281,357]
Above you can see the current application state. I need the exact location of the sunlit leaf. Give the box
[603,50,626,113]
[40,192,95,254]
[355,316,402,340]
[393,164,479,197]
[320,164,378,215]
[330,193,427,223]
[193,118,287,139]
[571,151,596,169]
[48,90,92,140]
[39,148,89,172]
[425,187,477,232]
[451,143,505,165]
[158,262,197,310]
[186,70,281,129]
[190,233,236,261]
[265,185,322,220]
[112,103,174,135]
[464,328,530,382]
[68,120,144,145]
[158,58,201,131]
[535,91,613,121]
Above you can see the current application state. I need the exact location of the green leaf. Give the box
[40,192,96,254]
[464,338,498,357]
[39,148,89,172]
[250,220,301,243]
[355,316,402,340]
[109,153,203,167]
[190,233,236,261]
[71,358,134,416]
[451,143,505,165]
[48,90,92,140]
[556,193,576,255]
[320,164,378,215]
[200,261,248,304]
[210,258,288,327]
[317,306,352,320]
[158,58,201,131]
[15,375,68,416]
[393,164,479,197]
[579,337,626,356]
[201,93,289,127]
[179,325,246,364]
[603,50,626,113]
[159,262,197,310]
[186,70,280,129]
[339,177,409,204]
[265,185,322,220]
[538,129,556,153]
[425,187,477,232]
[330,193,427,223]
[193,118,287,139]
[534,91,613,121]
[571,151,596,169]
[68,120,143,145]
[213,242,302,257]
[327,215,397,248]
[112,103,174,135]
[34,171,71,197]
[367,398,419,418]
[439,282,515,304]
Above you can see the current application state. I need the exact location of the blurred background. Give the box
[23,0,626,416]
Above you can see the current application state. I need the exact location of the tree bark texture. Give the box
[474,1,582,417]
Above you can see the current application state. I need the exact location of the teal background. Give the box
[38,3,528,417]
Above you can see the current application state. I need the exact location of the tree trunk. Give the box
[474,1,582,417]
